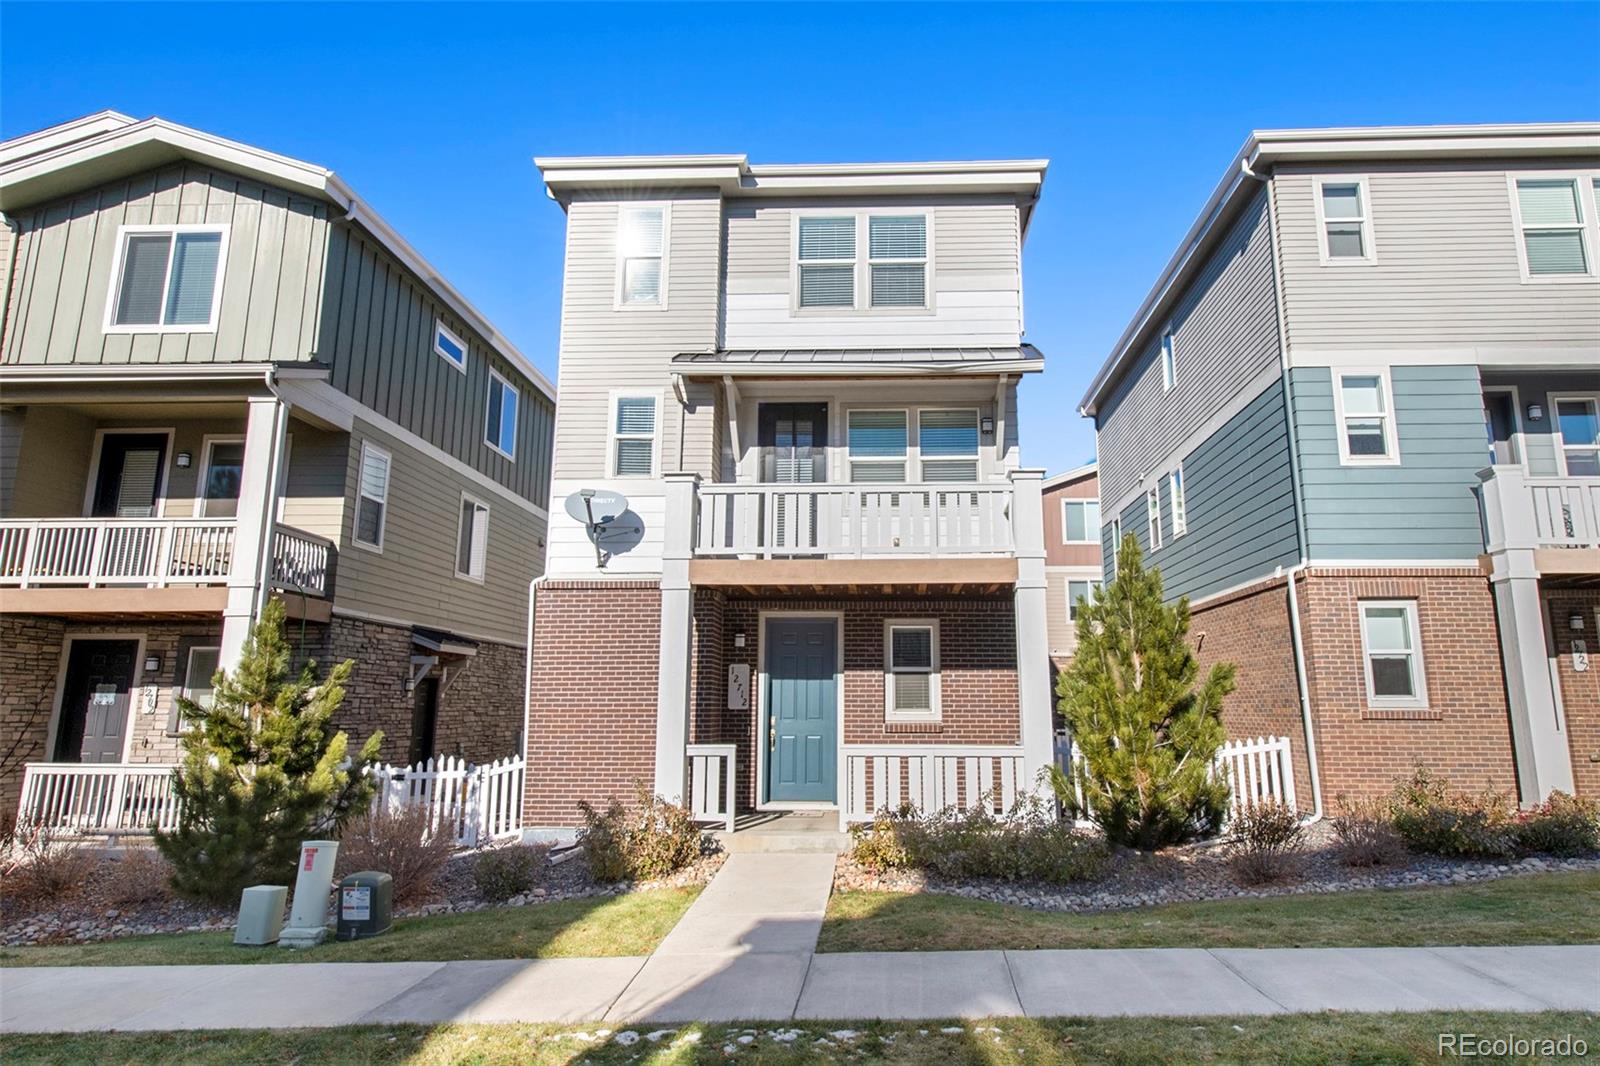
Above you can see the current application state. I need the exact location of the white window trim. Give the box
[916,406,980,482]
[485,369,519,461]
[353,440,391,553]
[102,223,231,334]
[1066,578,1102,622]
[1146,488,1162,551]
[179,643,221,731]
[1358,599,1429,710]
[1549,392,1600,477]
[433,320,469,373]
[1313,175,1377,266]
[194,434,246,518]
[1169,466,1187,537]
[867,214,931,311]
[608,389,662,479]
[1109,517,1122,569]
[846,407,910,483]
[791,210,935,315]
[883,618,941,723]
[1481,384,1528,474]
[1332,366,1403,467]
[82,427,176,518]
[1507,171,1598,284]
[1160,330,1176,392]
[613,202,671,311]
[1061,498,1101,544]
[454,492,490,583]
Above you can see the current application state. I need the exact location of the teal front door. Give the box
[765,618,838,803]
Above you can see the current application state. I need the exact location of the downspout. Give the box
[670,372,688,473]
[521,573,550,838]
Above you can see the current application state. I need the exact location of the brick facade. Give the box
[1545,585,1600,799]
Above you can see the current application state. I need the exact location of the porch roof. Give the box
[671,344,1043,378]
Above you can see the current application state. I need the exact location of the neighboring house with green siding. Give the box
[1082,123,1600,812]
[0,112,555,816]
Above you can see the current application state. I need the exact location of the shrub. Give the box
[850,807,912,873]
[1388,768,1517,859]
[101,848,174,908]
[0,826,97,914]
[576,782,703,884]
[1330,795,1408,868]
[1228,800,1305,885]
[336,806,455,906]
[884,795,1108,884]
[473,844,549,903]
[1514,792,1600,857]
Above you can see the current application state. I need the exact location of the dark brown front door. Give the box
[409,676,440,766]
[758,404,828,484]
[55,639,138,763]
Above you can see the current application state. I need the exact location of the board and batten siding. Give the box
[1274,161,1600,352]
[317,224,554,510]
[1107,380,1301,604]
[1094,188,1281,510]
[720,195,1022,349]
[1290,365,1490,562]
[1,163,327,366]
[333,419,547,646]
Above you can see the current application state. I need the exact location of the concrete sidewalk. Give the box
[3,945,1595,1032]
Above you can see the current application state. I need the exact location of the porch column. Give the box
[1009,468,1054,790]
[1479,468,1574,804]
[219,395,289,671]
[653,472,699,802]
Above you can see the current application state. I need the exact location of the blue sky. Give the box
[5,2,1597,474]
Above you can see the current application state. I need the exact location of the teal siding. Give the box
[1291,364,1487,561]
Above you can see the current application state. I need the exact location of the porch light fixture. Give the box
[733,632,746,648]
[980,416,995,435]
[143,655,161,673]
[1574,615,1586,631]
[1526,403,1544,422]
[175,451,192,468]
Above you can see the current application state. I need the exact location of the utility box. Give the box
[235,884,287,946]
[336,871,393,941]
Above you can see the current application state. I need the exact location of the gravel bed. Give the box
[833,820,1600,912]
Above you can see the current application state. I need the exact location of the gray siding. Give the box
[1480,370,1600,477]
[1290,365,1487,561]
[1275,161,1600,351]
[1095,188,1281,509]
[1,163,327,366]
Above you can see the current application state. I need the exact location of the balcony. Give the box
[1478,468,1600,577]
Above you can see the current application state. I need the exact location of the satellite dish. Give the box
[564,488,638,568]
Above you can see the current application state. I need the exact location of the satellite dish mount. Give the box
[563,488,638,568]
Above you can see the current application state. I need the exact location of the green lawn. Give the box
[6,1014,1598,1065]
[818,871,1600,953]
[0,887,699,968]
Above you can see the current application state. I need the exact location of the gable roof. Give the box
[1043,462,1097,493]
[0,113,554,401]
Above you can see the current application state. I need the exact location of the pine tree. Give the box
[1051,534,1235,849]
[155,599,381,902]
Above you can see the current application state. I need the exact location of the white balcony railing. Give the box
[694,482,1014,558]
[17,762,183,834]
[1479,468,1600,552]
[270,523,335,598]
[0,518,235,587]
[840,744,1028,829]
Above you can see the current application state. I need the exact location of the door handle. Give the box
[769,716,777,749]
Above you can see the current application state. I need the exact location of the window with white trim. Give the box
[917,408,978,481]
[107,226,227,330]
[1062,499,1100,543]
[355,442,390,550]
[433,321,467,371]
[797,216,856,308]
[456,495,490,581]
[1513,178,1590,276]
[1337,372,1397,463]
[1160,331,1175,392]
[611,395,657,477]
[847,409,907,482]
[1359,600,1427,707]
[1317,179,1372,261]
[1110,517,1122,568]
[617,206,667,305]
[1169,467,1187,537]
[868,215,927,308]
[885,621,939,722]
[198,438,245,518]
[1146,488,1162,551]
[485,371,518,460]
[1067,579,1102,622]
[1555,397,1600,476]
[171,644,220,736]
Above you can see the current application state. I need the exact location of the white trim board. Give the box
[1287,345,1600,370]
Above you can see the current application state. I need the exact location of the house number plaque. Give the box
[727,663,750,710]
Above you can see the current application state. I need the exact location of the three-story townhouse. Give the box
[525,155,1053,838]
[0,113,556,819]
[1083,123,1600,811]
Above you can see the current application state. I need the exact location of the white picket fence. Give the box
[841,745,1029,829]
[1058,735,1298,828]
[367,755,524,847]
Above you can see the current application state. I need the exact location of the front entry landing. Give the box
[764,618,838,804]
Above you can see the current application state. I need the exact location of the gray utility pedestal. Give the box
[234,885,287,946]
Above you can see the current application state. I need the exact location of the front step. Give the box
[711,811,854,854]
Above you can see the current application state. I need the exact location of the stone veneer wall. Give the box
[1545,585,1600,800]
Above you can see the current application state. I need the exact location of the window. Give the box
[456,495,490,581]
[617,205,667,306]
[107,225,227,331]
[1146,488,1162,551]
[1169,468,1187,537]
[197,438,245,518]
[1513,178,1590,277]
[1359,601,1427,708]
[797,216,856,308]
[1160,331,1175,391]
[1336,371,1398,463]
[1110,517,1122,568]
[170,644,220,736]
[869,215,927,308]
[884,621,939,722]
[1554,397,1600,476]
[611,395,657,476]
[848,410,908,482]
[1062,499,1101,543]
[485,371,518,460]
[355,442,390,550]
[1067,579,1102,621]
[1316,178,1373,262]
[433,321,467,371]
[918,409,979,481]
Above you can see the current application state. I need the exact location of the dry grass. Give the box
[0,826,98,915]
[335,806,455,906]
[100,848,174,908]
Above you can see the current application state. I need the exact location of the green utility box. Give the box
[336,871,393,941]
